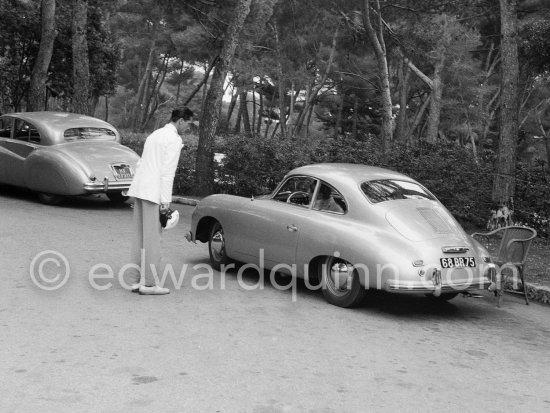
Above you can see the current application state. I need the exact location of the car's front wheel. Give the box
[208,221,230,271]
[37,192,65,205]
[320,256,365,308]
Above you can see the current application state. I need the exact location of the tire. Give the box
[107,192,129,204]
[320,256,365,308]
[37,192,65,205]
[426,292,459,301]
[208,221,229,271]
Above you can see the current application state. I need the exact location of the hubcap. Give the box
[328,261,353,291]
[210,230,225,261]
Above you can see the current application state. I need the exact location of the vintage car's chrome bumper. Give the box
[83,180,132,193]
[384,267,493,295]
[384,279,492,294]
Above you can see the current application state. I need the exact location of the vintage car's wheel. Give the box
[37,192,65,205]
[107,192,129,204]
[208,221,229,271]
[320,256,365,308]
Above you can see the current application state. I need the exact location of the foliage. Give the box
[121,124,549,237]
[514,160,550,238]
[215,133,311,195]
[383,141,495,229]
[0,0,119,112]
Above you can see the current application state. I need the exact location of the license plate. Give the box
[440,257,476,268]
[111,163,133,180]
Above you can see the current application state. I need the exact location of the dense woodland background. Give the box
[0,0,549,235]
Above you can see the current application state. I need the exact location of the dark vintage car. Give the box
[186,163,495,308]
[0,111,139,204]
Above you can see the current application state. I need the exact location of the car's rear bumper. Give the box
[384,265,495,295]
[384,278,492,294]
[83,180,132,193]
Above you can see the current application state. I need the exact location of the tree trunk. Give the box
[335,88,344,139]
[131,27,156,131]
[194,0,252,196]
[71,0,90,115]
[492,0,520,204]
[270,22,287,139]
[352,95,358,140]
[362,0,392,157]
[405,93,431,144]
[425,58,445,143]
[183,56,217,106]
[141,49,170,130]
[256,78,264,134]
[28,0,56,112]
[240,89,252,138]
[294,27,339,138]
[395,59,410,143]
[226,89,238,127]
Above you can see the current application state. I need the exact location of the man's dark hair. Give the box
[171,107,194,122]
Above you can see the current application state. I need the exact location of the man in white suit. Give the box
[127,107,194,295]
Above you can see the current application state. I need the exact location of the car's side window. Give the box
[312,182,347,214]
[273,176,317,207]
[0,118,13,138]
[14,120,41,143]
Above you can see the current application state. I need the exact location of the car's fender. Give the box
[24,148,89,195]
[191,194,250,243]
[294,215,421,287]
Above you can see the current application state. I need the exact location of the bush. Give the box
[215,133,311,196]
[123,128,549,237]
[513,160,550,238]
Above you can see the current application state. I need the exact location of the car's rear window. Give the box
[64,127,116,141]
[361,179,435,203]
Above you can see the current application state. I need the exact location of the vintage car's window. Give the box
[64,127,116,141]
[0,118,13,138]
[13,119,41,143]
[361,179,435,203]
[312,182,347,214]
[272,176,317,207]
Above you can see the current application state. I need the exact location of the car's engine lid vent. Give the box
[417,207,452,234]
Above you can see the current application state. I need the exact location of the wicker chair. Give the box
[471,226,537,307]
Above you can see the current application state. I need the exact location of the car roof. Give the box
[4,111,115,130]
[1,111,118,144]
[289,163,413,186]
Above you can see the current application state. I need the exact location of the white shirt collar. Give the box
[165,123,178,133]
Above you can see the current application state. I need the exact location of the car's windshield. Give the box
[361,179,435,203]
[64,127,116,141]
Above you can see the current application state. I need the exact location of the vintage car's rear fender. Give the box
[295,218,422,288]
[24,148,89,195]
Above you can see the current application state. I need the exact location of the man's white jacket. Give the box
[127,123,183,204]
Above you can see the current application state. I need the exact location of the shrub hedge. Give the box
[121,129,549,237]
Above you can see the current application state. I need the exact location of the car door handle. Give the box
[286,224,298,232]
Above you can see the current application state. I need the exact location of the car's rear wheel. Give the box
[320,256,365,308]
[37,192,65,205]
[107,192,129,204]
[208,221,229,271]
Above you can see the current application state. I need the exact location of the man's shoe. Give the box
[138,285,170,295]
[131,283,142,293]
